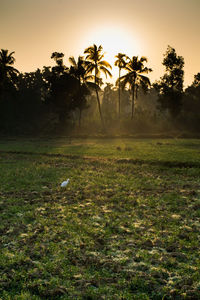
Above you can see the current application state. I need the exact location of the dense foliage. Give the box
[0,46,199,135]
[154,46,184,118]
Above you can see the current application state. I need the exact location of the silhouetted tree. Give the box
[0,49,18,98]
[114,53,127,118]
[51,52,67,75]
[180,73,200,130]
[102,83,117,121]
[69,56,95,126]
[84,44,112,127]
[191,73,200,88]
[49,53,79,124]
[119,56,152,119]
[0,49,19,132]
[0,49,18,79]
[16,69,46,128]
[154,46,184,118]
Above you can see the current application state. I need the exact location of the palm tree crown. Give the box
[0,49,18,79]
[120,56,152,119]
[84,44,112,127]
[114,53,127,118]
[84,44,112,83]
[68,55,96,127]
[114,53,127,70]
[0,49,15,66]
[69,56,94,84]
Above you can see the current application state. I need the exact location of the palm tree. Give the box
[120,56,152,119]
[114,53,127,119]
[0,49,18,82]
[84,44,112,127]
[69,56,94,85]
[69,56,94,126]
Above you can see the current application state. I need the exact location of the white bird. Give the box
[61,178,70,187]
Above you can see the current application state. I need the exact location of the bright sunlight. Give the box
[81,25,142,81]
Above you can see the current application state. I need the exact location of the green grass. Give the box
[0,138,200,299]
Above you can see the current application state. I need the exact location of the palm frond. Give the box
[98,54,105,61]
[85,64,95,74]
[6,65,19,73]
[0,49,16,65]
[120,75,131,90]
[84,46,94,54]
[98,45,103,52]
[138,74,151,86]
[124,65,133,72]
[84,54,92,61]
[99,66,112,78]
[140,56,148,63]
[115,53,126,59]
[84,74,94,81]
[140,67,153,74]
[68,56,76,67]
[98,60,112,69]
[114,53,127,67]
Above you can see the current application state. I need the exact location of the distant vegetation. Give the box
[0,45,200,136]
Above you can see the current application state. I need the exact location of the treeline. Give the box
[0,45,200,136]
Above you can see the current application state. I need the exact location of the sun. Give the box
[85,25,140,57]
[81,24,142,81]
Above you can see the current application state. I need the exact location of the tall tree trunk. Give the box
[78,77,82,128]
[118,68,121,119]
[95,69,104,129]
[131,76,136,120]
[95,86,104,128]
[131,84,135,120]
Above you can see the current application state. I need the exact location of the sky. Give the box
[1,0,200,87]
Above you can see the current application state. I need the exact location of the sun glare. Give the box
[81,25,142,82]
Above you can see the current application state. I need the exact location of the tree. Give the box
[84,44,112,127]
[154,46,184,118]
[69,56,88,84]
[0,49,19,133]
[102,83,117,121]
[49,53,79,124]
[0,49,19,97]
[119,56,152,119]
[69,56,95,127]
[114,53,127,119]
[181,73,200,130]
[0,49,18,79]
[191,72,200,88]
[15,70,45,129]
[51,52,67,75]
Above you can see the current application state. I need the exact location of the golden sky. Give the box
[1,0,200,87]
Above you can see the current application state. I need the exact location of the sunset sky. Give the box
[1,0,200,87]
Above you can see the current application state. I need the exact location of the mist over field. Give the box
[0,45,200,138]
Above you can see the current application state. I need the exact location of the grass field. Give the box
[0,138,200,299]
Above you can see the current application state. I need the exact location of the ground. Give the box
[0,138,200,299]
